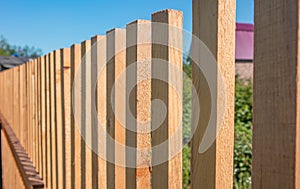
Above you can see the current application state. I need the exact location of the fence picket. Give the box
[91,35,107,189]
[191,0,236,188]
[151,9,183,189]
[61,47,72,189]
[252,0,300,187]
[46,53,53,188]
[54,49,65,189]
[41,55,47,181]
[125,19,152,189]
[106,28,127,189]
[71,43,83,189]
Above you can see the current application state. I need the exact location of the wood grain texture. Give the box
[71,44,83,189]
[125,19,151,189]
[61,48,72,189]
[81,39,94,189]
[54,49,65,189]
[41,56,47,181]
[13,66,20,140]
[252,0,300,188]
[37,57,45,178]
[151,9,183,189]
[32,60,37,169]
[27,61,32,161]
[192,0,235,188]
[106,28,126,189]
[91,35,107,189]
[0,111,44,189]
[46,53,53,189]
[20,64,28,164]
[50,51,58,189]
[191,0,235,188]
[37,57,43,177]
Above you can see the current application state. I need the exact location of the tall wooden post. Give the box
[252,1,300,188]
[54,49,64,189]
[192,0,236,188]
[106,28,126,189]
[61,48,72,189]
[49,51,58,189]
[71,44,83,189]
[41,55,47,181]
[125,19,151,189]
[151,9,183,189]
[46,53,52,189]
[81,39,94,189]
[91,35,107,189]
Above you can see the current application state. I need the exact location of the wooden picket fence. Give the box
[1,0,299,189]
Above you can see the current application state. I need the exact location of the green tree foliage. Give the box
[182,60,253,189]
[0,35,42,58]
[234,77,252,188]
[183,56,192,189]
[0,36,15,56]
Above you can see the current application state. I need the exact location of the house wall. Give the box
[235,61,253,80]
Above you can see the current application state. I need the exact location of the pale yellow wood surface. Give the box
[91,35,107,189]
[32,60,37,169]
[36,58,39,171]
[81,39,94,189]
[151,9,183,189]
[106,28,126,189]
[46,53,52,189]
[71,44,83,189]
[61,48,72,189]
[49,51,58,189]
[192,0,236,188]
[13,66,20,140]
[54,49,65,189]
[252,1,300,188]
[41,56,47,181]
[20,64,28,160]
[125,20,151,189]
[37,57,43,176]
[27,62,32,160]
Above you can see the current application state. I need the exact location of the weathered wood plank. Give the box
[252,0,300,188]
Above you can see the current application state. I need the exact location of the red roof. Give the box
[236,23,254,61]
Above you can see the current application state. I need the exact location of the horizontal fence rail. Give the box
[0,110,44,188]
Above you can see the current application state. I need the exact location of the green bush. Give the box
[182,60,253,188]
[183,61,192,189]
[234,77,252,188]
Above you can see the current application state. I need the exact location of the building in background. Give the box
[235,23,254,79]
[0,55,30,71]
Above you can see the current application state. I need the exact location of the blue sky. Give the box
[0,0,253,54]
